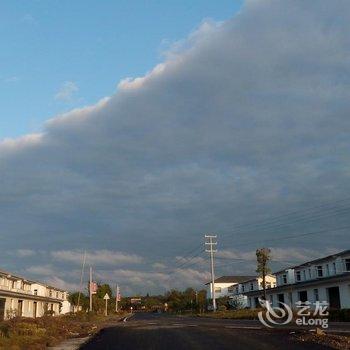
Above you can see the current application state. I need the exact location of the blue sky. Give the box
[0,0,242,140]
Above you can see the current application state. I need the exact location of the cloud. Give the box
[1,1,350,293]
[3,76,19,83]
[54,81,79,102]
[26,265,55,276]
[51,250,143,266]
[21,14,36,25]
[16,249,36,258]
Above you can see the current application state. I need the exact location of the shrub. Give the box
[328,309,350,322]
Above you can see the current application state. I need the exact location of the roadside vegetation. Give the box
[0,312,124,350]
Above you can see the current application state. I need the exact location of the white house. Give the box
[206,275,255,300]
[230,275,276,308]
[244,250,350,310]
[0,269,70,320]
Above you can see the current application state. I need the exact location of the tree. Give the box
[97,284,113,299]
[256,247,271,300]
[68,292,89,312]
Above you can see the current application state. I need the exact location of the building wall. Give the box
[207,282,238,299]
[248,279,350,310]
[0,273,70,319]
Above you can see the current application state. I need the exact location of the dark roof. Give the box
[274,249,350,275]
[205,275,256,285]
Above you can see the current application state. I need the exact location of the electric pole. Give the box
[89,266,93,312]
[205,235,217,312]
[77,250,86,312]
[115,284,119,313]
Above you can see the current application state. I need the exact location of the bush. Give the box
[328,309,350,322]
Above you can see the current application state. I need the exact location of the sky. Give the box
[1,0,350,295]
[0,0,242,140]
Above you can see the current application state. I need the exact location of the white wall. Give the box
[207,282,238,299]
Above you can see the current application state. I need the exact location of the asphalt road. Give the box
[79,313,332,350]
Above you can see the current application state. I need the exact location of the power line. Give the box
[219,197,350,239]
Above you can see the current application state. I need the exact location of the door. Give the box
[17,300,23,317]
[298,290,308,303]
[33,302,37,318]
[254,297,259,308]
[328,287,341,309]
[0,299,5,321]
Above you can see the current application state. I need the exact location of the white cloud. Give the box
[54,81,79,102]
[51,250,143,266]
[26,265,55,276]
[3,76,19,83]
[16,249,35,258]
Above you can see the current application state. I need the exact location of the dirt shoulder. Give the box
[0,312,127,349]
[294,331,350,350]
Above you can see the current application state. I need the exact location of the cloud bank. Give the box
[1,0,350,293]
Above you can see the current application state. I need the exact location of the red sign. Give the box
[90,282,97,294]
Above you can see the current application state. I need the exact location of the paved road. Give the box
[79,313,332,350]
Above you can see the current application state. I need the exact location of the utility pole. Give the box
[205,235,217,312]
[115,284,119,313]
[77,251,86,312]
[89,266,93,312]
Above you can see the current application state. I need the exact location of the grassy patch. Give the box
[199,308,262,320]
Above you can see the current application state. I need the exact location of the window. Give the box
[333,262,337,274]
[326,264,330,276]
[266,282,271,289]
[242,285,245,292]
[250,283,254,291]
[303,270,306,280]
[296,271,301,281]
[308,269,312,279]
[49,290,52,297]
[345,259,350,272]
[313,289,319,302]
[282,274,287,284]
[298,290,308,303]
[34,289,38,296]
[316,266,323,277]
[56,292,59,298]
[214,287,221,293]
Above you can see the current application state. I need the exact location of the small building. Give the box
[205,275,256,300]
[0,269,70,320]
[230,275,276,308]
[243,250,350,310]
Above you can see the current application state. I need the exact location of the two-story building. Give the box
[0,269,71,320]
[243,250,350,310]
[205,275,255,300]
[230,275,276,308]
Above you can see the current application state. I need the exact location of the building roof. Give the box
[205,275,256,285]
[274,249,350,275]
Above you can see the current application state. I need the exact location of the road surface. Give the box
[79,313,332,350]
